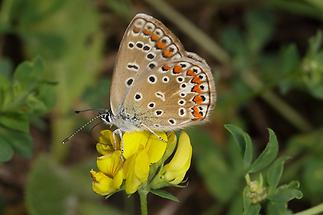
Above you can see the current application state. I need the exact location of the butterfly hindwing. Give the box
[122,57,215,131]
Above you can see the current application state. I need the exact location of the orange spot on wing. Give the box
[173,65,182,74]
[143,29,152,35]
[151,33,159,41]
[162,65,171,71]
[193,95,203,105]
[162,49,173,58]
[192,106,203,120]
[191,75,202,84]
[192,85,202,93]
[186,69,195,76]
[156,40,166,49]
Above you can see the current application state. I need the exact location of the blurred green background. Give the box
[1,0,323,214]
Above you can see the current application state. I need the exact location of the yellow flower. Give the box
[91,129,192,196]
[96,130,120,155]
[161,131,192,184]
[122,131,168,194]
[90,150,124,195]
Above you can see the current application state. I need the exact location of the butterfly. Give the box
[63,13,216,143]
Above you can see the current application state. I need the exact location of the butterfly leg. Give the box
[112,129,125,160]
[140,123,167,143]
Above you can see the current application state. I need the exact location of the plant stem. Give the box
[294,203,323,215]
[240,71,312,132]
[139,189,149,215]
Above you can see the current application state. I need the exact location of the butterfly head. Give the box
[99,109,114,125]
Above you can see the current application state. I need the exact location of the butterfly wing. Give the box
[122,56,215,131]
[111,13,216,131]
[110,13,185,115]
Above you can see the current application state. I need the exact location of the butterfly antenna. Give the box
[74,108,106,114]
[62,114,103,144]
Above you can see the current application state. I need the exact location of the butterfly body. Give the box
[103,13,216,132]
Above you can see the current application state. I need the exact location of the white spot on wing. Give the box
[155,91,165,101]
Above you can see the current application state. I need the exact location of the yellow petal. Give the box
[134,150,150,181]
[123,131,150,159]
[123,154,142,194]
[146,132,168,163]
[90,170,114,195]
[96,130,119,154]
[164,153,191,184]
[163,131,192,183]
[112,169,124,189]
[123,150,150,194]
[161,132,177,162]
[97,150,123,176]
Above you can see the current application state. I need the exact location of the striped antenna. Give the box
[62,114,103,144]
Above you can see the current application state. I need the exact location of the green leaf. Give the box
[14,57,44,90]
[266,157,289,191]
[0,138,14,162]
[268,181,303,202]
[151,189,179,202]
[0,113,29,132]
[303,157,323,197]
[0,58,13,77]
[3,129,33,158]
[26,155,74,215]
[190,127,239,202]
[225,124,253,170]
[246,9,274,54]
[249,129,279,173]
[267,202,293,215]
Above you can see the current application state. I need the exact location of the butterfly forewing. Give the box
[110,13,185,115]
[110,13,216,131]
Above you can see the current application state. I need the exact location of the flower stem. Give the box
[294,203,323,215]
[139,189,148,215]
